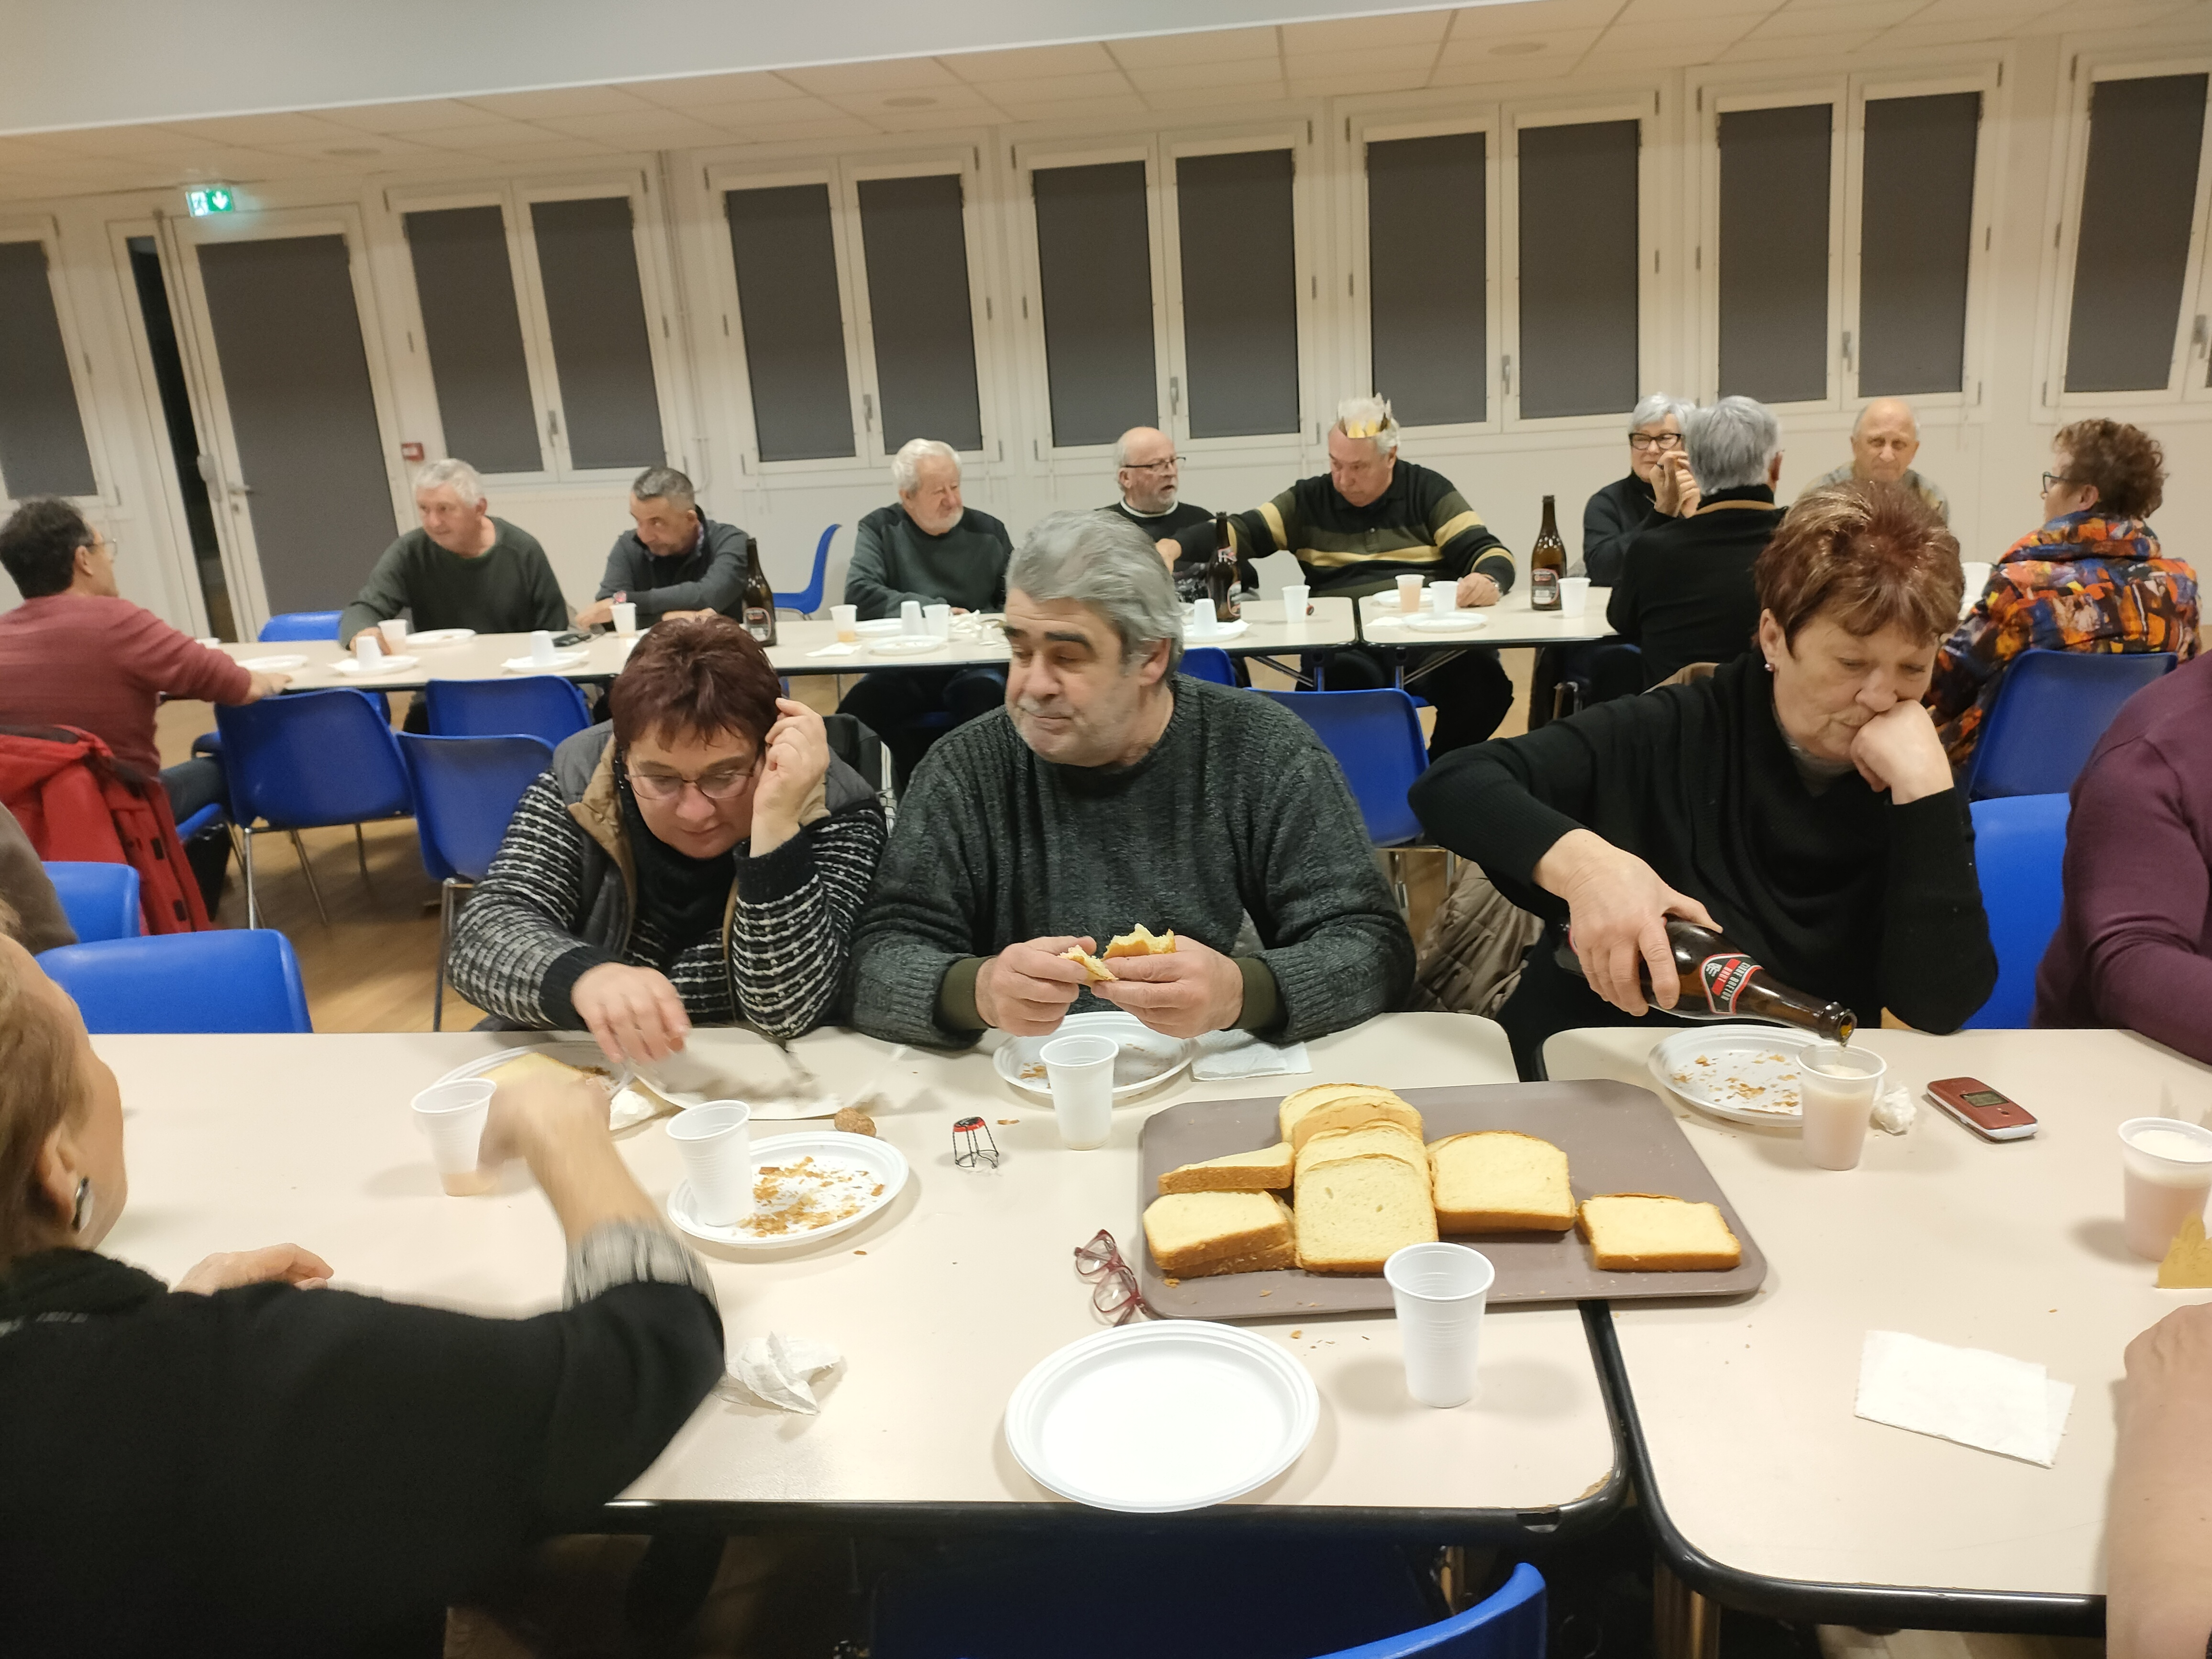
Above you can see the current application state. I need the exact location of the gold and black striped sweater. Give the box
[1171,460,1515,599]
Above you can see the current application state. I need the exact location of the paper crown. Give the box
[1342,417,1391,439]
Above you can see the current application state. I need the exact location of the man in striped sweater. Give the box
[449,618,884,1057]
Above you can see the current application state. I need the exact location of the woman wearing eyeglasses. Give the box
[1577,393,1692,586]
[448,616,886,1061]
[1927,419,2199,770]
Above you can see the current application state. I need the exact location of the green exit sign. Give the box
[185,186,236,217]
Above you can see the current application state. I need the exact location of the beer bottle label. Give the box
[1532,568,1559,605]
[1699,954,1759,1015]
[744,605,771,641]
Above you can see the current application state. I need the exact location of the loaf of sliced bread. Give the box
[1429,1131,1575,1232]
[1277,1083,1424,1153]
[1294,1151,1438,1274]
[1157,1142,1294,1194]
[1143,1191,1295,1277]
[1294,1122,1427,1181]
[1577,1194,1741,1272]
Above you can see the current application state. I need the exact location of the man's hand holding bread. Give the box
[974,937,1095,1035]
[1091,935,1244,1039]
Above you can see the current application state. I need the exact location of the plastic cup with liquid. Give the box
[1042,1033,1117,1150]
[528,629,557,666]
[2120,1117,2212,1259]
[377,618,409,653]
[1385,1243,1494,1408]
[1798,1042,1885,1170]
[669,1102,754,1227]
[831,603,859,643]
[611,602,638,636]
[1396,573,1424,614]
[1559,577,1592,618]
[413,1079,496,1196]
[1281,583,1311,620]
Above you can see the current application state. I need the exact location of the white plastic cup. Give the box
[529,629,557,666]
[354,630,383,666]
[1427,581,1457,616]
[611,601,638,636]
[378,618,409,652]
[1798,1042,1885,1170]
[1042,1033,1117,1150]
[1189,597,1217,634]
[925,602,952,641]
[668,1101,753,1227]
[2120,1117,2212,1259]
[899,599,925,638]
[1395,573,1424,614]
[1282,583,1311,619]
[1559,576,1591,618]
[413,1078,495,1196]
[831,603,859,643]
[1384,1242,1495,1408]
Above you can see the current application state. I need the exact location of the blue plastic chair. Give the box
[398,733,555,1029]
[259,610,344,642]
[174,802,224,840]
[1963,649,2176,800]
[38,930,312,1034]
[216,688,414,929]
[423,676,592,747]
[1258,687,1428,847]
[1182,646,1239,686]
[774,523,837,617]
[42,862,141,942]
[1964,793,2071,1029]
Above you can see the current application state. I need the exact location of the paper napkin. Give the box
[805,642,862,659]
[1855,1330,2074,1466]
[1871,1086,1917,1135]
[731,1332,843,1414]
[1191,1029,1312,1081]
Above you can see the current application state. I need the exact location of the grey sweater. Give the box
[847,677,1415,1047]
[339,519,568,645]
[594,516,750,622]
[842,503,1010,620]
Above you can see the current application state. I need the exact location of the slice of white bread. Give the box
[1158,1142,1294,1195]
[1104,925,1177,959]
[1168,1238,1298,1279]
[1430,1131,1576,1233]
[1577,1194,1742,1272]
[1294,1122,1427,1181]
[1294,1151,1438,1274]
[1061,946,1117,983]
[483,1050,612,1086]
[1277,1083,1424,1154]
[1143,1191,1295,1277]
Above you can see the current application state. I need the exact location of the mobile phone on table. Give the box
[552,630,588,647]
[1926,1077,2039,1140]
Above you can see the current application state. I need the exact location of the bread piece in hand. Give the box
[1294,1151,1438,1274]
[1061,946,1117,983]
[1158,1142,1294,1194]
[1578,1194,1741,1272]
[1104,924,1177,959]
[1277,1082,1424,1153]
[1144,1191,1295,1278]
[1294,1122,1427,1181]
[1430,1131,1575,1232]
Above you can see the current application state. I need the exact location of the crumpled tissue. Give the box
[1855,1330,2073,1466]
[1871,1085,1916,1136]
[1191,1029,1312,1081]
[731,1332,843,1414]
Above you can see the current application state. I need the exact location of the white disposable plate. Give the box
[240,654,308,671]
[1647,1024,1816,1126]
[332,654,419,676]
[502,650,589,672]
[869,635,944,656]
[1183,619,1250,643]
[855,618,905,636]
[432,1040,662,1129]
[993,1009,1193,1103]
[406,628,475,647]
[1005,1321,1318,1512]
[1404,611,1491,634]
[666,1128,907,1250]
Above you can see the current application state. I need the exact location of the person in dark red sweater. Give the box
[0,498,287,819]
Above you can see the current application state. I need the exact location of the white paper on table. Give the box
[806,642,862,659]
[1855,1330,2074,1466]
[1190,1029,1312,1081]
[730,1332,843,1414]
[1872,1085,1917,1135]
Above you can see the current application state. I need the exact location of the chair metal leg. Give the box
[288,829,330,925]
[238,826,259,930]
[434,879,454,1031]
[354,822,373,887]
[1445,850,1461,892]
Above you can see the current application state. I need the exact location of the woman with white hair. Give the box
[1580,393,1691,586]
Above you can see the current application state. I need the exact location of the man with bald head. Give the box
[1800,398,1949,522]
[1103,427,1220,602]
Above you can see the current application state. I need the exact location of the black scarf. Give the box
[0,1248,165,1324]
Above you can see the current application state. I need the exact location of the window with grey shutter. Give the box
[402,206,542,474]
[856,174,984,453]
[527,196,665,471]
[1032,160,1158,449]
[724,183,855,463]
[1176,148,1300,439]
[1717,104,1831,405]
[1368,132,1486,427]
[0,241,97,498]
[2065,74,2210,394]
[1858,93,1980,397]
[1516,121,1639,420]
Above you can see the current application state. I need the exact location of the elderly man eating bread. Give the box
[847,511,1412,1046]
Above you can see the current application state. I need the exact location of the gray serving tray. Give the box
[1136,1079,1767,1319]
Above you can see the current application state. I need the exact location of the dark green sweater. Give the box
[842,504,1011,620]
[340,518,569,642]
[846,676,1415,1047]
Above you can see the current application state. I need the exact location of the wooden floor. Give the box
[155,652,1531,1034]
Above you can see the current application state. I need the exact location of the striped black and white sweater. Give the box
[447,723,885,1039]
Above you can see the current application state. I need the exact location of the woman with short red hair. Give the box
[1412,480,1996,1076]
[449,617,885,1059]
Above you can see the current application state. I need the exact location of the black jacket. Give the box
[1579,473,1659,586]
[1606,486,1785,686]
[595,515,750,622]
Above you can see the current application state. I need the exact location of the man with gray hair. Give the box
[838,437,1014,788]
[850,510,1412,1049]
[575,466,750,630]
[1800,398,1949,523]
[1103,425,1219,599]
[1605,395,1787,686]
[340,457,566,648]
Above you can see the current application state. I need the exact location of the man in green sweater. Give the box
[837,438,1014,790]
[340,458,569,648]
[848,510,1413,1048]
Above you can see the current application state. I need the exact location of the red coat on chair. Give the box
[0,725,210,934]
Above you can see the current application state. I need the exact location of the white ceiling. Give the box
[0,0,2199,204]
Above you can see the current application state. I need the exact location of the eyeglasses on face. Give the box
[626,756,760,803]
[1123,456,1182,474]
[1628,432,1683,452]
[2042,472,2087,494]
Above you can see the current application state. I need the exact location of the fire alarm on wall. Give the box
[400,442,425,462]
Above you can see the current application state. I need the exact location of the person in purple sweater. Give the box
[2035,653,2212,1060]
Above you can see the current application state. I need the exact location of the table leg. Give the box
[1653,1560,1722,1659]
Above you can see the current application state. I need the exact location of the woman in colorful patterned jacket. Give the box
[1928,420,2197,769]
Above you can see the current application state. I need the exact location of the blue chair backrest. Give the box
[1257,687,1428,846]
[1327,1561,1546,1659]
[42,861,142,942]
[423,676,592,747]
[1964,792,2070,1029]
[216,689,413,831]
[39,930,312,1033]
[259,610,343,642]
[1964,648,2175,800]
[775,523,837,615]
[398,733,554,884]
[1182,646,1238,686]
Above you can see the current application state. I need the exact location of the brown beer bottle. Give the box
[742,535,777,647]
[1559,917,1856,1040]
[1207,511,1239,620]
[1530,494,1566,612]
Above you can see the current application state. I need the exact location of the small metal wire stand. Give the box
[952,1115,1000,1169]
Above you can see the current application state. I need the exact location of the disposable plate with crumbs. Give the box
[1646,1025,1815,1127]
[667,1129,908,1250]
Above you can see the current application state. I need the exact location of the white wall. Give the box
[14,19,2212,634]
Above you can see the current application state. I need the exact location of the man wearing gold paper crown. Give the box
[1172,394,1518,755]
